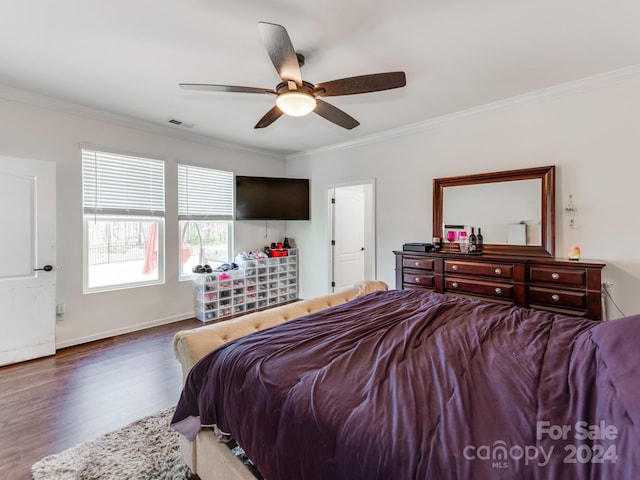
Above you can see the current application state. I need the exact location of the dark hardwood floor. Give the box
[0,318,202,480]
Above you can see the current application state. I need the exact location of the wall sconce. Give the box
[565,194,576,228]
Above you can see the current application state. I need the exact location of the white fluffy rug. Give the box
[31,407,189,480]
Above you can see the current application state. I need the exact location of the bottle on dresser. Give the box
[477,228,483,253]
[469,228,477,253]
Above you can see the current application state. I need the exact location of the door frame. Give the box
[327,179,376,292]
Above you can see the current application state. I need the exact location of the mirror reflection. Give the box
[442,179,542,246]
[433,165,555,257]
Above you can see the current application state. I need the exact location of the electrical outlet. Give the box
[602,281,614,289]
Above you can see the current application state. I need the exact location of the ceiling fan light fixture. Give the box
[180,23,406,129]
[276,91,317,116]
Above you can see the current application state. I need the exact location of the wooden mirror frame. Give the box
[433,165,556,257]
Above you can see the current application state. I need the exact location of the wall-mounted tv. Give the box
[235,176,310,221]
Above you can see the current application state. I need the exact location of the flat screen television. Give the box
[235,176,310,220]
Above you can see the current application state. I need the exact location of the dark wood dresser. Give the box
[394,251,606,320]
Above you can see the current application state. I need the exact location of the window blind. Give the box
[82,149,165,216]
[178,164,233,220]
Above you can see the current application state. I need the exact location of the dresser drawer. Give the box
[444,260,513,279]
[403,257,434,271]
[528,266,586,288]
[445,277,514,300]
[403,271,434,288]
[528,287,586,309]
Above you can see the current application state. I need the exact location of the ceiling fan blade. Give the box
[258,22,302,86]
[313,99,360,130]
[254,105,284,129]
[180,83,275,95]
[314,71,406,97]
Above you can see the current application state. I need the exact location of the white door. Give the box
[0,156,56,366]
[332,186,366,290]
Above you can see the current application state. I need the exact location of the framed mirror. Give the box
[433,166,555,257]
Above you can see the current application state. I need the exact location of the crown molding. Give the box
[3,63,639,163]
[0,84,284,160]
[287,64,640,161]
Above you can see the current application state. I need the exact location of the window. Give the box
[82,149,165,292]
[178,164,233,279]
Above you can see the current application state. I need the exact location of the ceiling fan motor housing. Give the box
[276,80,316,95]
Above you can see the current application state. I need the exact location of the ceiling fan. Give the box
[179,21,406,130]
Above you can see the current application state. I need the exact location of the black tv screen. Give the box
[235,176,310,220]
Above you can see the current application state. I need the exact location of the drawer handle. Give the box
[495,268,502,275]
[415,261,421,267]
[551,294,560,302]
[495,288,502,294]
[415,277,421,283]
[452,282,459,288]
[551,273,560,280]
[452,265,458,271]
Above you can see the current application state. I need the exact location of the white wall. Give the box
[2,68,637,350]
[0,92,287,347]
[286,72,640,320]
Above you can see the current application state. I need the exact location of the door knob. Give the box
[34,265,54,272]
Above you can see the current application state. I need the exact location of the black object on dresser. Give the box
[394,251,606,320]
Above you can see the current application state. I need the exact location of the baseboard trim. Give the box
[55,312,195,350]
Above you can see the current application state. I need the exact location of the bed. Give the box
[172,288,640,479]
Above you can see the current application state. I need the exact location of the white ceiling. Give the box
[2,1,640,156]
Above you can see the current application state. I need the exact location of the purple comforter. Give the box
[172,289,640,479]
